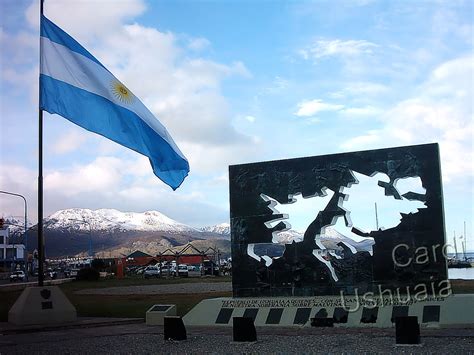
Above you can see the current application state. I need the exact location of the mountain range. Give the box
[4,209,230,258]
[3,208,374,259]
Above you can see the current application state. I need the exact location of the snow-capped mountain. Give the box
[271,227,374,252]
[271,229,304,244]
[8,206,374,258]
[200,223,230,235]
[19,208,231,257]
[1,216,32,235]
[45,208,200,233]
[320,227,375,252]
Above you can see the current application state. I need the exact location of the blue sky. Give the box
[0,0,472,250]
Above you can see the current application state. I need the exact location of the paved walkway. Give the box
[75,282,232,295]
[1,321,473,354]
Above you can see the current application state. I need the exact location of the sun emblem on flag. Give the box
[111,80,134,104]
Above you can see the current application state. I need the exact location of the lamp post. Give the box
[0,190,28,275]
[68,218,93,257]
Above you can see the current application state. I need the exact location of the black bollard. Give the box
[164,316,187,341]
[395,316,420,345]
[311,308,334,327]
[233,317,257,342]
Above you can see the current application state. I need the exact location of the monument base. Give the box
[8,286,77,325]
[183,294,474,328]
[146,304,176,325]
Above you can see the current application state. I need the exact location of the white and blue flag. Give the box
[39,15,189,190]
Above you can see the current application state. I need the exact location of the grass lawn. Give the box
[66,292,231,319]
[1,278,473,322]
[449,279,474,294]
[0,290,22,322]
[60,274,233,318]
[60,274,232,292]
[0,276,232,321]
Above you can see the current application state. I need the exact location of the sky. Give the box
[0,0,472,250]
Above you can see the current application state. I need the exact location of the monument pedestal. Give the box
[183,294,474,328]
[8,286,77,325]
[146,304,176,325]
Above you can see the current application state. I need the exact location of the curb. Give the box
[0,318,144,335]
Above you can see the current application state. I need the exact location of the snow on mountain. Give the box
[200,223,230,235]
[1,216,32,234]
[320,227,375,252]
[45,208,199,233]
[272,229,304,244]
[271,227,374,252]
[199,222,373,252]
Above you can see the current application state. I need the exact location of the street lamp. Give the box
[0,190,28,274]
[68,218,93,257]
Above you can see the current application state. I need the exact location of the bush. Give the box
[76,267,100,281]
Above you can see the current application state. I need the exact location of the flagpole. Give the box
[38,0,45,287]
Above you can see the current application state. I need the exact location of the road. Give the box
[0,277,73,290]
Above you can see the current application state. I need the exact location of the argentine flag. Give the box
[39,15,189,190]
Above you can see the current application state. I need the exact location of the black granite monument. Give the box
[229,143,447,297]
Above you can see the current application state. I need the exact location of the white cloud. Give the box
[180,138,261,175]
[300,39,378,61]
[340,106,382,117]
[329,82,390,99]
[81,22,253,147]
[294,99,344,117]
[0,28,38,101]
[0,0,262,229]
[209,174,228,186]
[261,76,290,94]
[7,8,253,152]
[51,129,87,154]
[187,37,211,51]
[341,55,473,182]
[44,157,123,196]
[424,56,473,103]
[245,115,256,123]
[304,117,322,125]
[353,0,376,5]
[0,29,37,66]
[294,99,380,119]
[341,130,380,150]
[27,0,147,44]
[431,7,473,44]
[0,165,38,223]
[0,159,229,226]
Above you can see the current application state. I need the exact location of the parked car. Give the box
[144,265,160,279]
[47,268,57,279]
[157,263,177,276]
[177,264,189,277]
[9,270,26,282]
[202,260,219,276]
[160,265,172,276]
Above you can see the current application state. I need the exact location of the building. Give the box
[0,224,26,270]
[121,243,222,269]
